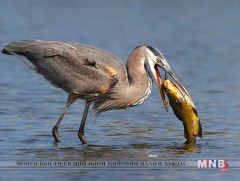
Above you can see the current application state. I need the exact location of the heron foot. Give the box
[52,125,60,142]
[78,132,88,144]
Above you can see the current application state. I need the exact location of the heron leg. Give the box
[52,93,78,142]
[78,101,91,144]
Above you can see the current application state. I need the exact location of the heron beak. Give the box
[156,61,191,98]
[154,64,168,111]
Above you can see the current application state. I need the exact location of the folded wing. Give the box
[2,40,122,97]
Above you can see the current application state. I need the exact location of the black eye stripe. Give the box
[146,46,163,57]
[134,46,141,50]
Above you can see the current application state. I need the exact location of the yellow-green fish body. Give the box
[162,80,202,144]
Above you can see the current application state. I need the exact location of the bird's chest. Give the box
[131,74,152,107]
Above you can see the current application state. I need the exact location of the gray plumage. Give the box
[2,39,186,144]
[3,40,150,111]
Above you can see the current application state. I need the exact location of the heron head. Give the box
[145,46,191,107]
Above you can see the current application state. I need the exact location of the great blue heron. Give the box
[2,40,189,144]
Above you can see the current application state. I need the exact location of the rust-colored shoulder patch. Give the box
[104,65,117,77]
[99,77,119,94]
[99,84,112,94]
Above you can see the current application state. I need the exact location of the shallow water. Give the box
[0,0,240,180]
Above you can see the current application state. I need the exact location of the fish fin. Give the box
[184,130,187,139]
[192,107,199,117]
[198,119,203,138]
[160,86,168,112]
[192,106,202,138]
[183,123,187,139]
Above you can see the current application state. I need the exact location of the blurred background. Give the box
[0,0,240,180]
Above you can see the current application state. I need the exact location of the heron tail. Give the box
[2,40,44,70]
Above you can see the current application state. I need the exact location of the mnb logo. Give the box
[198,160,228,171]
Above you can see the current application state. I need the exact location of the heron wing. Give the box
[2,40,124,96]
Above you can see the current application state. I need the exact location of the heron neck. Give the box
[124,49,152,106]
[93,47,153,113]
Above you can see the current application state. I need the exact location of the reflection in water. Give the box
[12,141,203,162]
[166,144,200,154]
[182,144,199,153]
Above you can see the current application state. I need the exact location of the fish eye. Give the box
[156,58,161,63]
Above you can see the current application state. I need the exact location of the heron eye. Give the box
[156,58,161,63]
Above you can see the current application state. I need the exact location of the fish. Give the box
[154,65,168,111]
[162,80,202,144]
